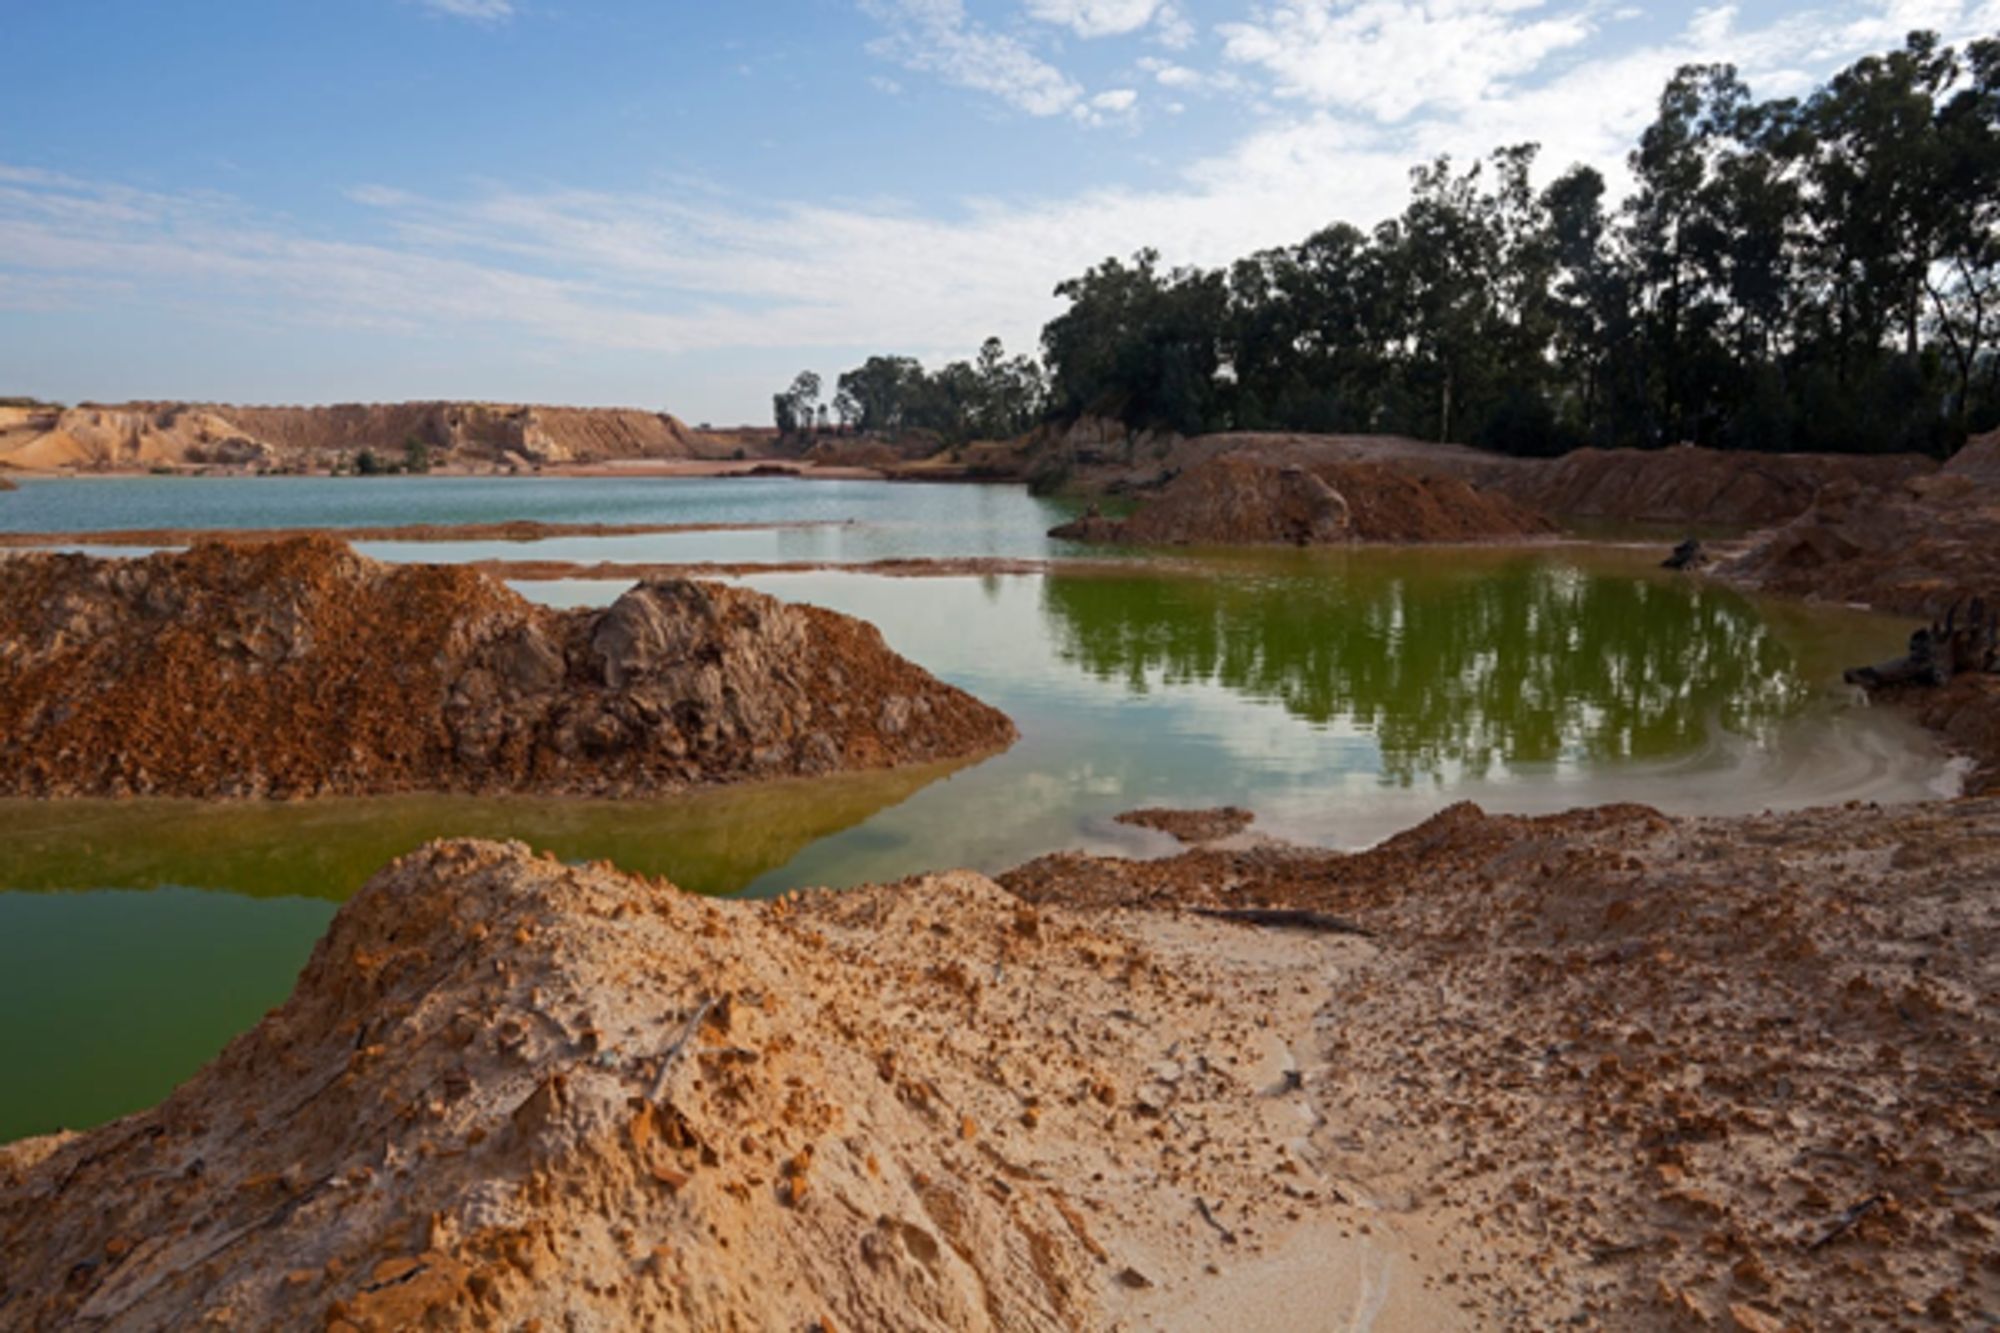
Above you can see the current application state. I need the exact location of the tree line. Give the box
[784,32,1998,457]
[774,337,1046,445]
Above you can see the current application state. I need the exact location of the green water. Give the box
[0,526,1952,1141]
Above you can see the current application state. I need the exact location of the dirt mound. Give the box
[1004,795,2000,1329]
[1051,455,1552,546]
[1718,469,2000,617]
[1113,806,1255,844]
[0,838,1410,1331]
[1012,421,1938,529]
[0,538,1013,798]
[1943,428,2000,485]
[1488,444,1934,528]
[0,475,13,492]
[0,402,752,473]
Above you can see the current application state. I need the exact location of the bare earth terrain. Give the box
[0,538,1013,798]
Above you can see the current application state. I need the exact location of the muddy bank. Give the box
[1005,798,2000,1329]
[0,538,1013,798]
[0,838,1450,1331]
[1050,455,1552,547]
[0,519,845,550]
[0,402,770,474]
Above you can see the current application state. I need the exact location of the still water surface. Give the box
[0,478,1950,1139]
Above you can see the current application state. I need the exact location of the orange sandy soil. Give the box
[1003,799,2000,1330]
[0,839,1467,1331]
[0,538,1014,799]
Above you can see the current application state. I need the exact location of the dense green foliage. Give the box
[1042,34,2000,456]
[775,339,1046,444]
[783,34,1998,457]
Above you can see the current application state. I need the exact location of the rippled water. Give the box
[0,478,1950,1139]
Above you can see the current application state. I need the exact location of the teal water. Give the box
[0,475,1085,564]
[0,481,1953,1141]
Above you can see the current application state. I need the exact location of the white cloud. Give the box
[414,0,515,21]
[862,0,1084,116]
[1151,3,1198,48]
[1024,0,1169,37]
[8,0,2000,417]
[1220,0,1597,122]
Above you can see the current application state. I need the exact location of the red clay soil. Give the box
[1051,456,1552,547]
[1721,433,2000,618]
[1013,418,1935,529]
[1487,444,1934,529]
[0,537,1014,798]
[1003,797,2000,1329]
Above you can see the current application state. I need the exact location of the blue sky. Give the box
[3,0,1995,423]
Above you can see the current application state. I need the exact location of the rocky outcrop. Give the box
[1719,437,2000,618]
[0,838,1377,1331]
[0,474,14,492]
[0,538,1014,798]
[1050,455,1552,546]
[0,401,750,472]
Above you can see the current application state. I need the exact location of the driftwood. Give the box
[1189,907,1375,937]
[1845,596,1998,690]
[1806,1194,1886,1252]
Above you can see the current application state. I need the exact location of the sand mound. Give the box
[0,839,1408,1331]
[0,538,1013,798]
[1004,796,2000,1328]
[0,402,750,472]
[1050,456,1552,546]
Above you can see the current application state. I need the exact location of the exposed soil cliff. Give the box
[0,538,1013,798]
[0,402,752,473]
[1719,433,2000,618]
[1485,443,1935,528]
[1016,419,1935,530]
[1005,796,2000,1330]
[0,838,1432,1331]
[1050,455,1552,546]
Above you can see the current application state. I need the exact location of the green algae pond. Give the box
[0,478,1956,1140]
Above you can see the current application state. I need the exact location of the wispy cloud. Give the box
[7,0,1999,415]
[861,0,1084,116]
[1024,0,1171,38]
[413,0,516,22]
[1219,0,1597,122]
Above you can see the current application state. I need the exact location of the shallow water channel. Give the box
[0,476,1952,1139]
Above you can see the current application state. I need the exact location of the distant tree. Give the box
[354,448,383,476]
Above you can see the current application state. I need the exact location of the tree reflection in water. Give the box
[1040,555,1811,785]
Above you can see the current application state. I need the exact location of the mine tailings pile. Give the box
[0,401,735,471]
[0,838,1385,1331]
[0,537,1015,798]
[1050,454,1553,546]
